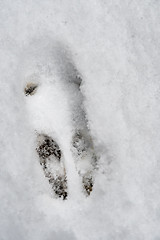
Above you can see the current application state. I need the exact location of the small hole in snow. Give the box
[24,82,38,96]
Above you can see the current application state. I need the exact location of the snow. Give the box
[1,0,160,239]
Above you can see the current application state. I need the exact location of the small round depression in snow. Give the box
[24,82,38,96]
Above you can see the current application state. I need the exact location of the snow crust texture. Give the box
[0,0,160,239]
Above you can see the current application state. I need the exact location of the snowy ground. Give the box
[1,0,160,239]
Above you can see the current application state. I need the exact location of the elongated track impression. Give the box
[23,40,97,199]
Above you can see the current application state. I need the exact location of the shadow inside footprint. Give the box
[72,130,97,196]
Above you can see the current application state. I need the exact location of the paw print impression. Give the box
[24,82,38,96]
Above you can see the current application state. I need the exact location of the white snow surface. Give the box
[1,0,160,239]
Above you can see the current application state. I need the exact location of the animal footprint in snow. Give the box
[72,130,97,196]
[23,39,98,199]
[36,133,67,200]
[24,81,68,199]
[24,82,38,96]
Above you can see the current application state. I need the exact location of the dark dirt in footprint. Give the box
[36,134,67,200]
[24,82,38,96]
[36,135,61,160]
[83,174,93,195]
